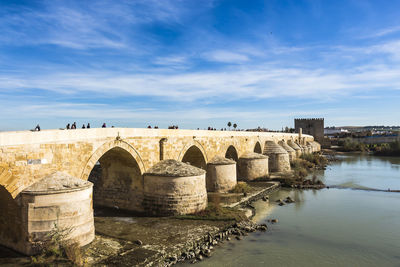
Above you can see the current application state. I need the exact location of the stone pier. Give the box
[0,128,319,254]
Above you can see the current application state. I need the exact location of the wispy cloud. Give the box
[1,0,400,129]
[360,25,400,39]
[204,50,250,63]
[0,0,204,50]
[1,58,400,103]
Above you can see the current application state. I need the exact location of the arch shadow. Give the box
[81,140,145,181]
[180,145,207,170]
[82,140,145,212]
[254,141,262,154]
[0,185,22,251]
[225,145,239,162]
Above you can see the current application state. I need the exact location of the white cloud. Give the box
[204,50,250,63]
[0,0,200,50]
[360,25,400,39]
[1,59,400,104]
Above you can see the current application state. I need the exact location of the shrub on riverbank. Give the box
[279,153,327,188]
[175,204,247,221]
[337,138,368,152]
[229,182,252,194]
[373,141,400,156]
[31,224,84,266]
[291,159,313,179]
[300,153,328,166]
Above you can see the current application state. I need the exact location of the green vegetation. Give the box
[31,223,84,266]
[337,138,400,156]
[176,204,247,221]
[337,138,368,152]
[300,153,328,166]
[291,158,313,179]
[175,202,247,222]
[372,141,400,156]
[229,181,252,194]
[278,153,328,187]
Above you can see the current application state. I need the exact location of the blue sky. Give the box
[1,0,400,131]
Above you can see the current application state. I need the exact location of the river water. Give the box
[190,154,400,267]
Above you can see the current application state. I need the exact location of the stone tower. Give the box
[294,118,324,143]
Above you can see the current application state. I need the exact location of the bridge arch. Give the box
[82,140,145,211]
[225,145,239,162]
[254,141,262,154]
[81,139,145,181]
[0,185,22,251]
[179,141,207,170]
[0,165,14,197]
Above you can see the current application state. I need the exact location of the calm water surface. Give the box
[189,154,400,267]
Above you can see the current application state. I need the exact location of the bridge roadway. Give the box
[0,127,313,199]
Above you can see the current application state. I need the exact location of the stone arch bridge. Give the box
[0,128,317,254]
[0,128,314,201]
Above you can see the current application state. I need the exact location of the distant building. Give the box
[294,118,324,143]
[324,128,349,135]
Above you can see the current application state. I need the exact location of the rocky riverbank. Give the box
[89,182,280,266]
[0,175,322,266]
[0,182,280,266]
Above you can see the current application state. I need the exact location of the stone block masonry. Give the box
[0,128,316,199]
[0,128,319,254]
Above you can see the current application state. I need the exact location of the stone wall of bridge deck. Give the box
[0,128,315,198]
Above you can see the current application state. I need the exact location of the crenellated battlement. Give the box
[294,118,324,121]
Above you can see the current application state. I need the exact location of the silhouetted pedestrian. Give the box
[66,123,70,130]
[102,123,106,128]
[72,122,76,129]
[87,123,90,129]
[35,124,41,131]
[82,124,86,129]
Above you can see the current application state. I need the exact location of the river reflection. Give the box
[188,154,400,267]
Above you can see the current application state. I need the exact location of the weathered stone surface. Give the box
[278,141,296,162]
[143,165,207,216]
[307,141,321,152]
[206,157,236,192]
[263,141,291,173]
[2,172,95,255]
[23,171,91,193]
[239,152,268,159]
[238,153,269,181]
[287,140,302,157]
[145,159,205,177]
[0,128,316,198]
[207,156,236,165]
